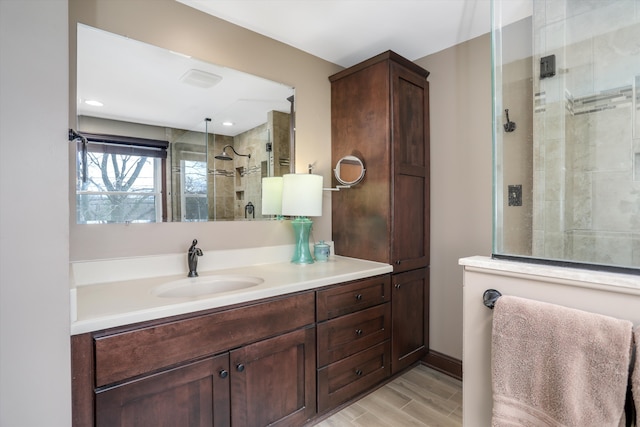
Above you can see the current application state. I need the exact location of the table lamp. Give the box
[281,173,323,264]
[261,176,283,219]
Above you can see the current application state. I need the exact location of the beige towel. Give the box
[491,295,633,427]
[633,326,640,426]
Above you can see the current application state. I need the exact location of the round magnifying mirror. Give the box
[334,155,365,186]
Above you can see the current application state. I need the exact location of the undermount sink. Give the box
[151,275,264,298]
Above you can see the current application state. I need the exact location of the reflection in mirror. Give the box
[75,24,295,223]
[334,155,366,186]
[492,0,640,272]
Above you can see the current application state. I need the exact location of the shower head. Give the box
[215,145,251,160]
[214,150,233,161]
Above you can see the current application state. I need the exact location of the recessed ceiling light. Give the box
[84,99,103,107]
[222,121,234,126]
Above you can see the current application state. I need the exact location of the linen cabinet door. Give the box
[230,326,316,427]
[391,62,430,273]
[391,268,429,374]
[95,353,230,427]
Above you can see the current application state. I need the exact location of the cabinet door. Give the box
[230,326,316,427]
[96,354,230,427]
[391,268,429,374]
[391,62,430,273]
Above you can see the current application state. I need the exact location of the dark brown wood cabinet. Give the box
[316,275,391,413]
[96,353,231,427]
[330,51,430,375]
[391,268,429,373]
[230,326,316,427]
[73,292,316,427]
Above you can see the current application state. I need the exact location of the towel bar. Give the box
[483,289,502,309]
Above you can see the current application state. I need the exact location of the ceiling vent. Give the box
[180,69,222,88]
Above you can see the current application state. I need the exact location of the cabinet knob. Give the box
[355,369,363,376]
[355,329,363,336]
[355,294,362,301]
[395,284,401,289]
[395,260,401,265]
[219,369,229,379]
[236,363,245,372]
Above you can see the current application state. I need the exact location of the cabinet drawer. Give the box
[317,303,390,367]
[316,275,390,321]
[317,340,391,413]
[94,292,314,387]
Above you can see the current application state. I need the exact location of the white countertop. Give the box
[71,254,392,335]
[459,256,640,294]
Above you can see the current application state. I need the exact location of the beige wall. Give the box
[69,0,342,260]
[415,34,493,360]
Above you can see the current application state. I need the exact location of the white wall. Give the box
[0,0,71,425]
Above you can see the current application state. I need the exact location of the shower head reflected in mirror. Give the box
[215,144,251,161]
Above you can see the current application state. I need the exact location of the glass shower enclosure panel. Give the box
[492,0,640,272]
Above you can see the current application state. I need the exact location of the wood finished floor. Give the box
[312,365,462,427]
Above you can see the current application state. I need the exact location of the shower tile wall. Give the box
[532,0,640,267]
[209,111,290,221]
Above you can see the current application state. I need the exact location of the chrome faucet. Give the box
[187,239,203,277]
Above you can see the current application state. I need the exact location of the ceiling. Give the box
[177,0,532,68]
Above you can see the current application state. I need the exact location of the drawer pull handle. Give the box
[236,363,245,372]
[355,329,363,336]
[355,294,362,301]
[355,369,363,376]
[395,284,401,289]
[395,260,401,265]
[219,369,229,379]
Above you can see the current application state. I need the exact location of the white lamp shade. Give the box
[281,174,323,217]
[261,177,283,215]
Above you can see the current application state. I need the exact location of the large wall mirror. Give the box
[74,24,295,224]
[492,0,640,273]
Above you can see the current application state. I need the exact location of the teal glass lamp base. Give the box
[290,217,314,264]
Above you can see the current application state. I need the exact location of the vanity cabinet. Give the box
[329,50,430,374]
[96,353,230,426]
[72,292,316,427]
[391,268,429,373]
[316,275,391,413]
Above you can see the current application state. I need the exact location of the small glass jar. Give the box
[314,240,330,262]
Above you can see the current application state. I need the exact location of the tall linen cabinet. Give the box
[330,51,430,374]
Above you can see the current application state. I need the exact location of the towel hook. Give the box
[503,109,516,133]
[483,289,502,310]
